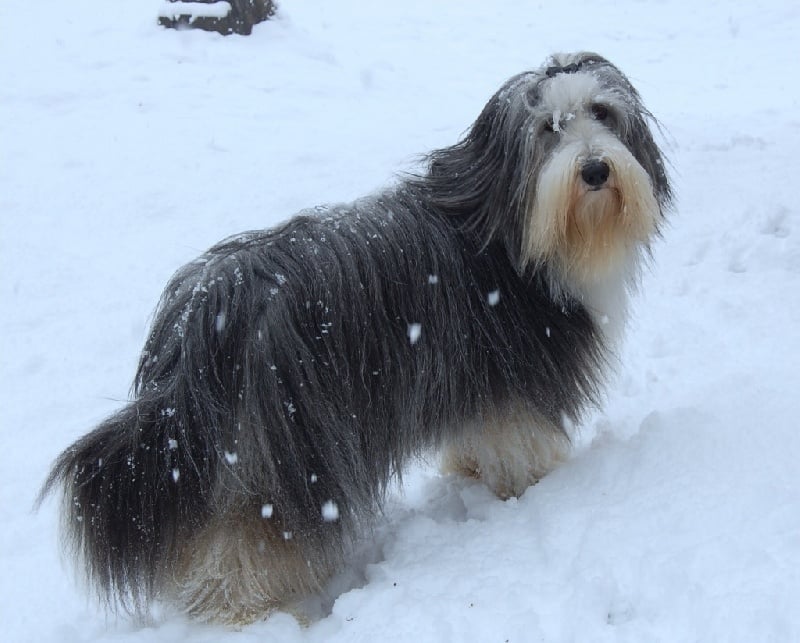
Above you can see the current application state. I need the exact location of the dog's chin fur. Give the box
[532,152,658,276]
[39,52,671,625]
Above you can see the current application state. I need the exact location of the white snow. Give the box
[552,109,563,132]
[261,503,274,519]
[215,312,226,332]
[2,1,799,642]
[321,500,340,522]
[407,323,422,345]
[157,2,232,20]
[487,289,500,306]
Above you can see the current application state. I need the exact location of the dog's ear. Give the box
[623,109,673,213]
[422,76,539,271]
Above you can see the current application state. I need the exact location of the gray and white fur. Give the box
[39,52,672,625]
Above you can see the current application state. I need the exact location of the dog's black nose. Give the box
[581,160,610,187]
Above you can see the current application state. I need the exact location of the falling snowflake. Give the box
[408,323,422,344]
[215,312,226,332]
[321,500,340,522]
[487,289,500,306]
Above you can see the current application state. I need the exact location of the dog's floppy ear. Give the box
[622,107,673,212]
[421,72,542,271]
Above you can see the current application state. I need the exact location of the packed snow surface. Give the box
[2,1,799,642]
[157,2,233,20]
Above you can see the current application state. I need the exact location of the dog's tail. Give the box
[38,232,358,617]
[37,389,214,614]
[35,248,244,614]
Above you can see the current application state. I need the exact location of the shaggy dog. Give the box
[40,52,671,624]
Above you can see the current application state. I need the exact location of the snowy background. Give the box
[2,1,799,641]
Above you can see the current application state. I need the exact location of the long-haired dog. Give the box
[40,52,671,625]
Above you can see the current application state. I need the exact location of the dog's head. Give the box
[425,52,672,295]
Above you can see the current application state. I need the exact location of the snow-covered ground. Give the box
[2,1,799,641]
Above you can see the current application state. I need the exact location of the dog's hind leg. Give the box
[168,504,343,625]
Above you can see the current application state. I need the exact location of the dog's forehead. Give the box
[540,71,602,112]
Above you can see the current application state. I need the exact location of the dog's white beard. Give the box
[521,128,660,341]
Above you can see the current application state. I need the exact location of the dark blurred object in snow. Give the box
[158,0,276,36]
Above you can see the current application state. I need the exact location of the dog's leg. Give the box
[442,410,570,499]
[169,506,342,625]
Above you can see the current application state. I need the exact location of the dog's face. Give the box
[511,54,671,289]
[423,52,670,297]
[444,53,670,295]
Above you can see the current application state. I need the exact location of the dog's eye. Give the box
[591,103,609,121]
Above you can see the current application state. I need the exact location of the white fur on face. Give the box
[521,71,660,338]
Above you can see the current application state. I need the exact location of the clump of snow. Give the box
[407,323,422,344]
[321,500,340,522]
[215,312,226,333]
[224,451,238,465]
[157,2,232,20]
[486,289,500,306]
[552,108,563,132]
[261,504,273,519]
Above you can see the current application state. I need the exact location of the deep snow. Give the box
[2,1,799,641]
